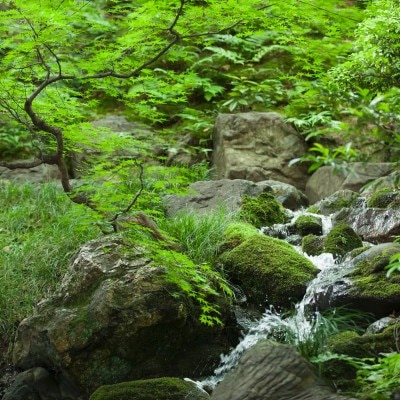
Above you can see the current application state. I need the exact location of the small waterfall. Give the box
[200,209,354,391]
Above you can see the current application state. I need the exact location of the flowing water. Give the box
[199,210,358,390]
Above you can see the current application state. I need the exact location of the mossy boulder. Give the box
[302,234,324,256]
[89,377,208,400]
[330,243,400,317]
[219,235,318,309]
[294,215,323,236]
[12,237,238,396]
[220,221,260,252]
[367,188,400,209]
[323,223,363,258]
[239,190,288,229]
[307,190,359,216]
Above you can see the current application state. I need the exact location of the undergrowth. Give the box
[0,181,99,341]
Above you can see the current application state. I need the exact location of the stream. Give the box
[197,209,361,391]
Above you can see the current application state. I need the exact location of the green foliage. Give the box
[385,252,400,278]
[0,182,99,340]
[356,352,400,399]
[290,142,359,173]
[155,208,236,326]
[159,207,235,264]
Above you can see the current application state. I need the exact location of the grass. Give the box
[158,207,236,264]
[0,181,99,343]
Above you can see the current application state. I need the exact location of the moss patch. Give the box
[221,221,260,252]
[89,377,209,400]
[323,223,363,258]
[367,188,400,209]
[219,235,318,309]
[239,190,288,229]
[302,234,324,256]
[294,215,322,236]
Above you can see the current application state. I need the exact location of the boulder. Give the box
[210,340,355,400]
[212,112,309,190]
[325,243,400,317]
[2,367,82,400]
[305,163,394,204]
[89,377,209,400]
[12,237,236,396]
[219,235,318,310]
[334,205,400,243]
[164,179,308,216]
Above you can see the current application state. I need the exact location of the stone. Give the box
[89,377,209,400]
[212,112,309,190]
[12,237,236,396]
[164,179,308,216]
[2,367,82,400]
[305,163,394,204]
[219,235,318,310]
[210,340,355,400]
[328,243,400,317]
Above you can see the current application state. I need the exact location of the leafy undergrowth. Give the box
[0,182,99,347]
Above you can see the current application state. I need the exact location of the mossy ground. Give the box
[294,215,323,236]
[89,377,209,400]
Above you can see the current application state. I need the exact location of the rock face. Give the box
[305,163,394,204]
[210,340,355,400]
[165,179,308,216]
[12,237,236,396]
[212,112,309,190]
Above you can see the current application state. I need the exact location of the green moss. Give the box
[323,223,363,258]
[367,188,400,208]
[219,235,318,309]
[302,234,324,256]
[311,190,359,216]
[239,191,288,229]
[306,205,320,214]
[220,221,260,252]
[294,215,322,236]
[89,377,209,400]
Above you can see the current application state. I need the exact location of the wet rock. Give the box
[219,235,318,310]
[212,112,309,190]
[334,206,400,243]
[165,179,308,216]
[328,243,400,317]
[12,237,237,396]
[210,340,355,400]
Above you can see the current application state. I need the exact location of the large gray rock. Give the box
[164,179,308,216]
[12,237,236,396]
[305,163,394,204]
[210,340,355,400]
[212,112,309,190]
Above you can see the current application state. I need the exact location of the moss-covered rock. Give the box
[308,190,359,216]
[367,188,400,209]
[323,223,363,258]
[219,235,318,309]
[345,243,400,317]
[89,377,209,400]
[220,221,260,252]
[302,234,324,256]
[294,215,323,236]
[239,190,288,229]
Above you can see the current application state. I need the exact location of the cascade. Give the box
[199,209,356,390]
